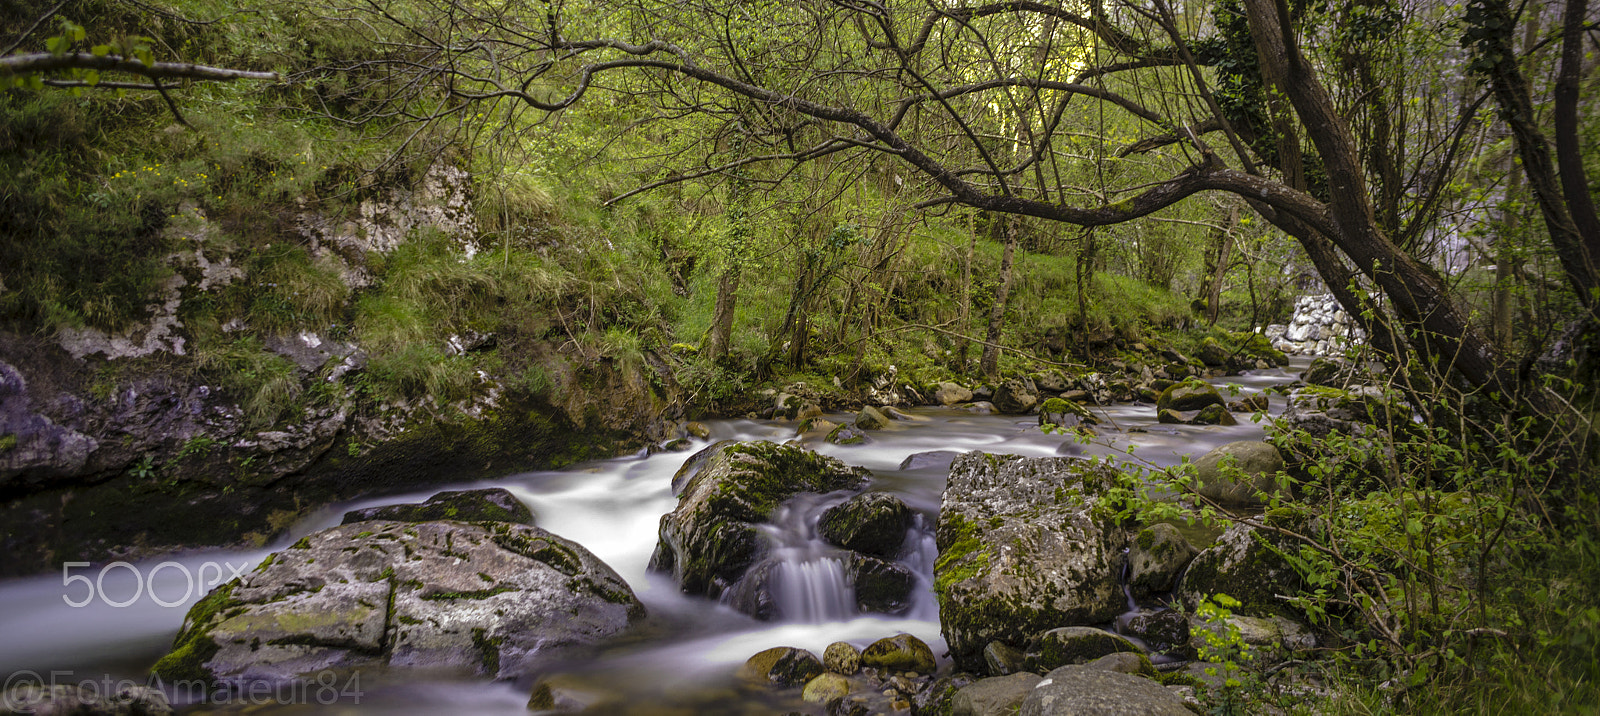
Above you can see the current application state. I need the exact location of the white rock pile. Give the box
[1264,294,1364,356]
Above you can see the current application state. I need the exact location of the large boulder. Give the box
[819,492,914,557]
[1192,441,1286,506]
[992,379,1039,414]
[1038,397,1097,429]
[936,453,1129,672]
[649,441,869,597]
[851,554,916,615]
[1176,523,1304,617]
[855,406,891,430]
[1029,627,1142,672]
[1155,381,1224,412]
[861,633,937,674]
[934,382,974,406]
[153,520,643,685]
[740,646,825,687]
[1019,666,1191,716]
[951,673,1043,716]
[1126,523,1198,598]
[341,488,533,525]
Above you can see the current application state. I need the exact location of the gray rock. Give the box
[819,492,914,557]
[1020,666,1191,716]
[936,454,1129,672]
[1190,614,1315,664]
[914,674,978,716]
[341,488,533,525]
[1127,523,1198,597]
[153,520,643,685]
[1083,651,1157,676]
[952,673,1043,716]
[801,672,853,704]
[649,441,869,597]
[856,406,890,430]
[935,382,975,406]
[1192,441,1285,506]
[0,683,172,716]
[961,401,996,414]
[1117,610,1190,656]
[900,450,961,471]
[984,641,1027,676]
[1190,403,1237,426]
[1029,627,1142,672]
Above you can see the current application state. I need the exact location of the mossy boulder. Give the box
[991,379,1039,414]
[153,520,643,685]
[1191,403,1238,426]
[934,382,974,406]
[1126,524,1198,598]
[649,441,869,598]
[741,646,825,687]
[851,554,916,615]
[1028,627,1142,672]
[1197,338,1230,367]
[1155,381,1224,412]
[826,423,871,445]
[1038,397,1097,429]
[1176,523,1305,618]
[1193,441,1286,506]
[935,453,1130,673]
[1118,610,1190,657]
[824,641,862,674]
[861,633,937,674]
[819,492,914,557]
[801,673,853,704]
[341,488,533,525]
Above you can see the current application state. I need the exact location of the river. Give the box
[0,361,1303,713]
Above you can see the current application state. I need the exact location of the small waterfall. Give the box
[769,555,856,622]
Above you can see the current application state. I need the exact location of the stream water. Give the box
[0,361,1304,713]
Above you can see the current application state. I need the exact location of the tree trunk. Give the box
[1243,0,1515,397]
[705,265,741,362]
[958,214,976,370]
[1202,203,1239,325]
[980,215,1018,378]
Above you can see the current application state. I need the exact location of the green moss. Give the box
[471,627,504,675]
[1137,528,1156,551]
[151,581,241,684]
[421,585,516,601]
[0,434,16,453]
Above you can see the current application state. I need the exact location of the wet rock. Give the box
[1028,627,1142,672]
[1127,523,1198,598]
[850,555,916,615]
[991,380,1039,414]
[1034,371,1071,393]
[685,421,712,439]
[1301,357,1363,389]
[855,406,891,430]
[1019,665,1190,716]
[341,488,533,525]
[649,441,868,598]
[826,423,872,446]
[899,451,960,471]
[1118,610,1190,656]
[912,674,977,716]
[825,641,862,675]
[1190,404,1237,426]
[1190,614,1315,664]
[861,634,937,674]
[934,383,974,406]
[1176,523,1304,617]
[960,401,995,415]
[801,672,853,704]
[983,641,1026,676]
[1192,441,1285,506]
[951,672,1042,716]
[1083,651,1157,676]
[526,675,602,712]
[1156,409,1187,424]
[1196,338,1230,367]
[742,646,825,687]
[153,520,644,685]
[884,406,924,421]
[819,492,914,557]
[935,454,1128,672]
[798,418,841,436]
[1155,381,1224,413]
[0,683,172,716]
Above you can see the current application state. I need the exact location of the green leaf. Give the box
[92,44,112,57]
